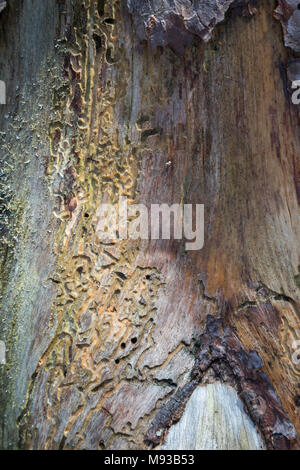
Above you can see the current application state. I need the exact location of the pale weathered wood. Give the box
[161,383,265,450]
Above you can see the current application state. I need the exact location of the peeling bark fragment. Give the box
[146,316,297,450]
[146,381,198,446]
[275,1,300,52]
[126,0,257,53]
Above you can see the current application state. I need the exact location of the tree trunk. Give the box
[0,0,299,450]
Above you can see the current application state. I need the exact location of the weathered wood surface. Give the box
[161,383,265,450]
[0,0,299,450]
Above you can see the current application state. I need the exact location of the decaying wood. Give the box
[0,0,299,450]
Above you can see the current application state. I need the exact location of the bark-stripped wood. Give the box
[0,0,299,450]
[161,383,265,450]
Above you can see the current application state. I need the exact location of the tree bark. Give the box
[0,0,299,450]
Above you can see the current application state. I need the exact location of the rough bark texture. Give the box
[0,0,299,450]
[126,0,257,53]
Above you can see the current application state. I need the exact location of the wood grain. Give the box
[161,383,265,450]
[0,0,299,450]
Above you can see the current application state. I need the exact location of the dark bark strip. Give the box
[126,0,257,53]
